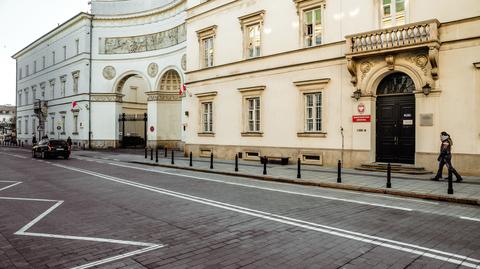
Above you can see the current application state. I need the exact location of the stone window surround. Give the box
[293,0,326,48]
[60,75,67,97]
[294,78,329,137]
[60,111,66,135]
[238,10,265,59]
[238,85,265,137]
[379,0,409,28]
[195,91,217,137]
[72,108,80,135]
[72,70,80,94]
[49,79,56,100]
[196,25,217,68]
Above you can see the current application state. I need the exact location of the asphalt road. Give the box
[1,147,480,269]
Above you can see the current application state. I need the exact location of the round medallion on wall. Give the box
[148,63,159,77]
[181,54,187,71]
[102,66,116,80]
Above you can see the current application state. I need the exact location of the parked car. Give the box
[32,139,71,159]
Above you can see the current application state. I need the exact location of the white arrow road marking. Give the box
[53,164,480,268]
[0,180,164,269]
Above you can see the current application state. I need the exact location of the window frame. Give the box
[380,0,408,28]
[196,25,217,69]
[195,91,217,137]
[239,10,265,59]
[293,0,326,48]
[294,78,329,137]
[238,85,265,136]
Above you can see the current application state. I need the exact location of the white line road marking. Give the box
[459,216,480,222]
[53,164,480,268]
[113,159,120,161]
[108,162,413,211]
[0,180,165,269]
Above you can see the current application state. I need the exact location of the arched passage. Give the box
[376,72,416,164]
[115,72,149,148]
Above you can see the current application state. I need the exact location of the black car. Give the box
[32,139,71,159]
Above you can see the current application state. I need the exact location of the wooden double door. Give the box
[376,94,415,164]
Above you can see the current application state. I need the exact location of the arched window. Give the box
[160,70,181,92]
[377,73,415,95]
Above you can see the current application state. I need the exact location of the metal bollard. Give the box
[210,152,213,169]
[155,148,158,163]
[386,163,392,188]
[171,150,174,165]
[83,143,86,150]
[21,141,24,147]
[235,154,239,172]
[297,158,301,179]
[263,156,267,175]
[150,148,153,161]
[189,152,193,167]
[337,160,342,183]
[164,147,167,158]
[144,148,147,159]
[447,169,454,194]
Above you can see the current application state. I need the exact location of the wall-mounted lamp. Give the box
[352,89,362,100]
[422,83,431,95]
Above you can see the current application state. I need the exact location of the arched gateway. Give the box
[376,72,415,164]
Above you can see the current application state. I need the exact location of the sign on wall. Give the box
[352,115,371,123]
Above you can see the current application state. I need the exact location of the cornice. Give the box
[93,0,185,22]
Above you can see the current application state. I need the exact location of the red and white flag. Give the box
[72,101,78,108]
[179,84,187,96]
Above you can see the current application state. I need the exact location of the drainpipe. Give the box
[88,14,93,149]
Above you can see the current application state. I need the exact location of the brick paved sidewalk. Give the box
[71,149,480,206]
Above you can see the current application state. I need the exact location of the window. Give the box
[18,92,22,106]
[304,7,323,47]
[52,51,56,65]
[49,79,55,99]
[50,116,55,133]
[18,120,21,134]
[40,83,46,99]
[381,0,406,27]
[63,46,67,60]
[247,97,261,132]
[61,115,66,133]
[72,71,80,94]
[197,25,217,68]
[239,11,264,59]
[32,118,36,134]
[19,67,22,79]
[42,56,46,69]
[202,102,213,132]
[32,87,36,100]
[73,114,78,133]
[60,76,66,97]
[159,70,181,92]
[34,61,37,73]
[26,65,29,76]
[25,119,28,134]
[304,93,322,132]
[75,39,80,55]
[24,89,29,104]
[294,78,329,137]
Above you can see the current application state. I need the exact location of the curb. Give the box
[131,161,480,206]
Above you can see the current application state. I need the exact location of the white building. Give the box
[13,0,187,149]
[0,105,15,136]
[184,0,480,175]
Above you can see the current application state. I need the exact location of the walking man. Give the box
[431,131,462,182]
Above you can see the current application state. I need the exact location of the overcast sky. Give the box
[0,0,90,106]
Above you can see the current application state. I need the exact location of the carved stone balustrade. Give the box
[345,19,441,86]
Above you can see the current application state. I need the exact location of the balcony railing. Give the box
[346,19,440,56]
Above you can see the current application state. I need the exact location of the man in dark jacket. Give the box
[431,131,462,182]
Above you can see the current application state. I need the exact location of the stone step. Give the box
[355,163,432,175]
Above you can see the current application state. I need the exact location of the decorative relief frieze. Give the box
[148,63,159,77]
[360,62,373,79]
[102,23,186,54]
[91,93,123,102]
[408,54,429,76]
[146,91,181,102]
[102,66,116,80]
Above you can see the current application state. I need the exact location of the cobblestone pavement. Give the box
[1,147,480,268]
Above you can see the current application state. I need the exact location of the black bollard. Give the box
[210,152,213,169]
[337,160,342,183]
[189,152,193,167]
[263,156,267,175]
[297,158,301,179]
[83,143,86,150]
[150,148,153,161]
[171,150,174,165]
[447,169,454,194]
[386,163,392,188]
[21,141,24,147]
[164,147,167,158]
[144,148,147,159]
[235,154,239,172]
[155,148,158,163]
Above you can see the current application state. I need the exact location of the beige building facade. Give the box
[184,0,480,175]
